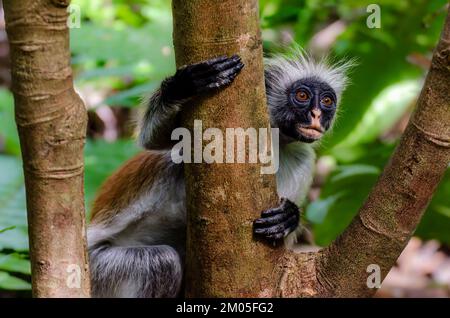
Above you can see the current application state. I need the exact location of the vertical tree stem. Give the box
[4,0,90,297]
[172,0,283,297]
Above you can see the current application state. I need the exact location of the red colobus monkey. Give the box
[87,50,351,297]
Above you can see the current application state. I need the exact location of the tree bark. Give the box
[280,7,450,297]
[172,0,284,297]
[3,0,90,297]
[176,1,450,298]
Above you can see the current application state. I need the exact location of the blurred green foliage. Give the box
[71,0,174,107]
[0,0,449,291]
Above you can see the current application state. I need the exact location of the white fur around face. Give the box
[277,142,315,204]
[264,47,354,100]
[276,142,316,249]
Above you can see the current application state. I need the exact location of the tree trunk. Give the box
[175,1,450,297]
[3,0,90,297]
[172,0,284,297]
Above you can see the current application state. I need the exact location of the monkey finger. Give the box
[196,66,244,93]
[260,206,283,217]
[257,220,299,242]
[196,77,233,93]
[196,62,243,89]
[204,55,230,65]
[216,62,244,79]
[261,199,299,217]
[190,55,239,76]
[189,55,228,71]
[254,215,298,236]
[265,232,285,241]
[253,211,293,227]
[199,55,242,76]
[265,222,298,241]
[178,56,227,77]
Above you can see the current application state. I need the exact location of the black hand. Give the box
[253,198,300,243]
[161,55,244,103]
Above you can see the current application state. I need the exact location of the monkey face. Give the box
[278,77,337,143]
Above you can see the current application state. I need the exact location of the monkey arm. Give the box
[138,87,183,150]
[139,55,244,150]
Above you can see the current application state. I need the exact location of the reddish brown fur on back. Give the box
[90,151,166,224]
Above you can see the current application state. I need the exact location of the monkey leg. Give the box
[253,198,300,242]
[89,244,183,298]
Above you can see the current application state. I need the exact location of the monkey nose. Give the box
[311,109,321,119]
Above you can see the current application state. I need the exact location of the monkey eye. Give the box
[295,90,309,102]
[321,97,333,107]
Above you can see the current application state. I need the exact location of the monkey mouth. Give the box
[297,125,324,140]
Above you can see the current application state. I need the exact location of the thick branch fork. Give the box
[178,2,450,298]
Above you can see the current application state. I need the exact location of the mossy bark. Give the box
[3,0,90,297]
[172,0,282,297]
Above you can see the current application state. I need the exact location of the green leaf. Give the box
[71,19,175,108]
[330,164,380,183]
[306,192,346,224]
[0,155,28,251]
[71,21,175,78]
[434,205,450,218]
[310,167,379,246]
[84,139,140,216]
[0,89,20,156]
[310,148,450,245]
[0,271,31,291]
[0,253,31,275]
[415,169,450,244]
[319,0,447,150]
[337,80,420,148]
[0,226,15,234]
[102,82,159,108]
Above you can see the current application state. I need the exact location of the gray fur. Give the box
[89,50,350,298]
[138,89,183,150]
[265,47,352,101]
[90,244,182,298]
